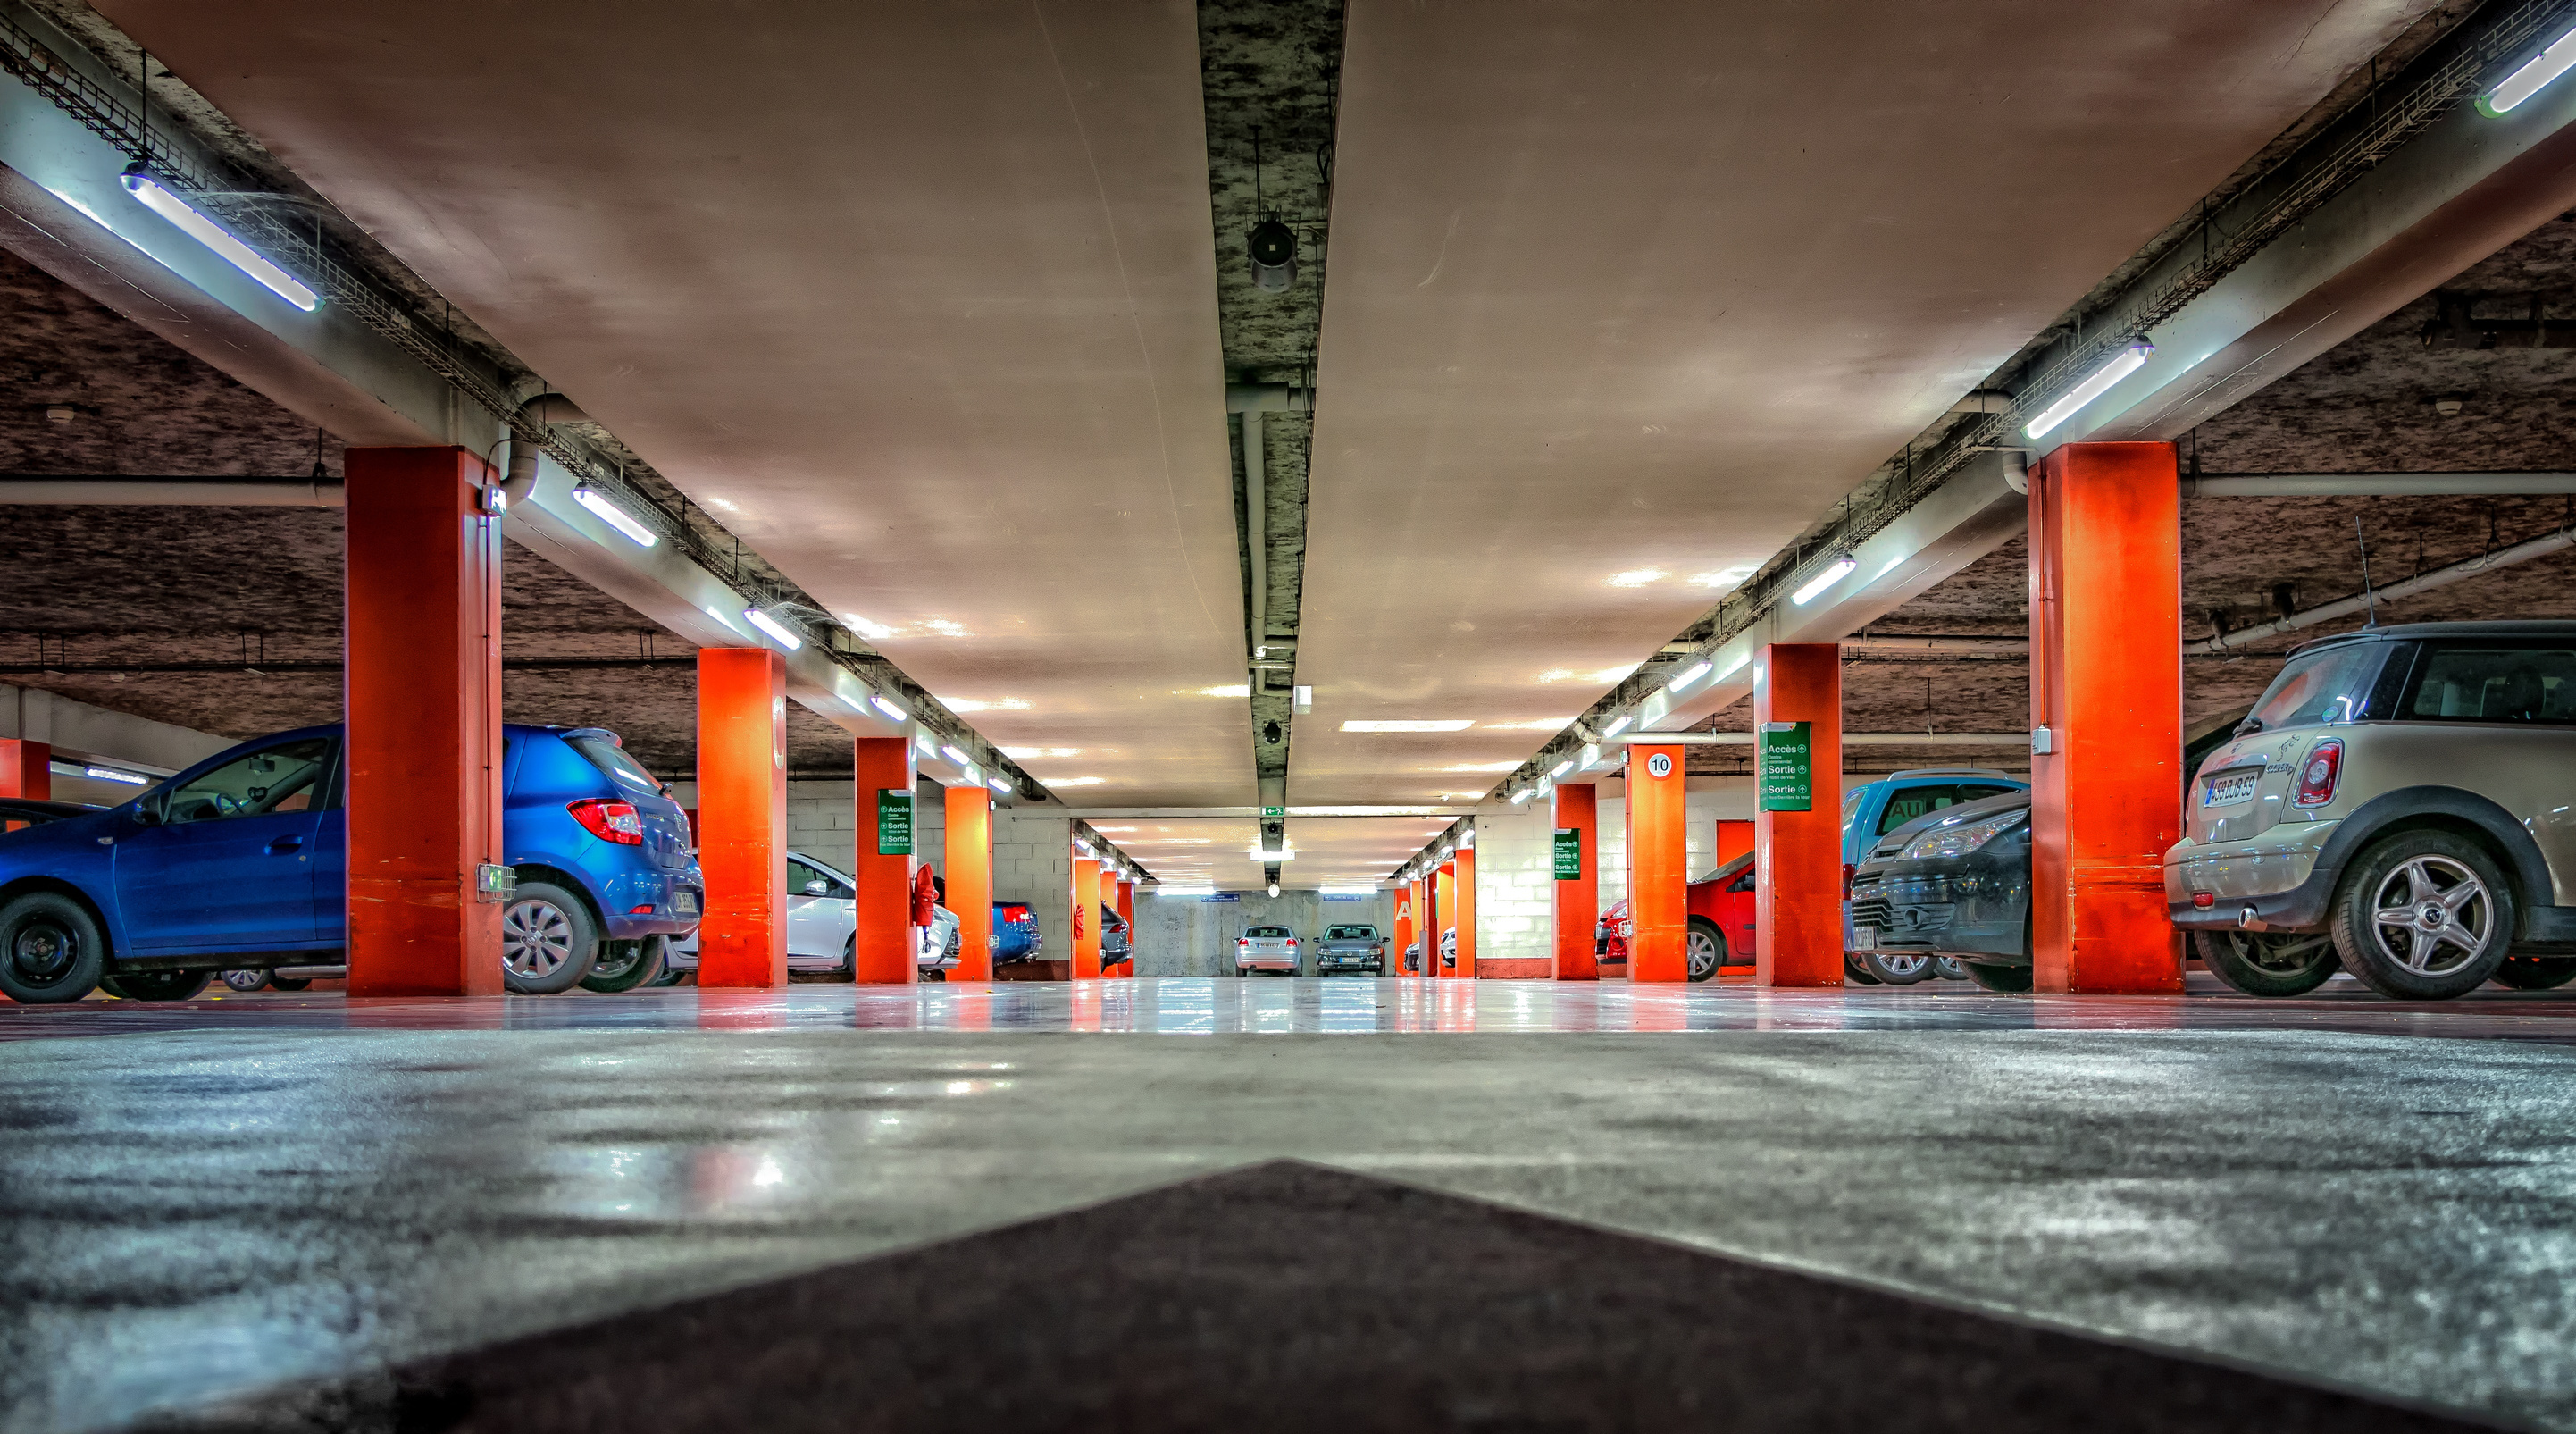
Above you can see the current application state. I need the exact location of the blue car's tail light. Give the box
[566,799,645,845]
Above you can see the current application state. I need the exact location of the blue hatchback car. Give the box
[0,723,701,1003]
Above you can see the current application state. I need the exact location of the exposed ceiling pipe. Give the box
[2188,520,2576,654]
[1606,732,2028,747]
[0,475,341,505]
[1840,635,2030,655]
[1243,407,1267,653]
[1225,384,1314,414]
[2183,472,2576,497]
[500,393,593,507]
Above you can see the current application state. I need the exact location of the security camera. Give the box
[1247,219,1297,293]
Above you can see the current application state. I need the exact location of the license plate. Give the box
[1852,925,1877,950]
[671,890,700,916]
[2203,769,2260,807]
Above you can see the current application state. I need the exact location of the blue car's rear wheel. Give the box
[502,882,598,994]
[0,893,107,1004]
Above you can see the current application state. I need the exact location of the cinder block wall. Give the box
[1133,889,1391,976]
[992,809,1073,958]
[1471,798,1553,969]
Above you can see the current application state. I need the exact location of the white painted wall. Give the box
[1471,797,1552,967]
[1133,890,1393,977]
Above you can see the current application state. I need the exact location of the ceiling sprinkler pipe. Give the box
[2181,472,2576,498]
[0,476,344,505]
[2187,523,2576,654]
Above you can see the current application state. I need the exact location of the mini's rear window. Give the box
[2248,642,2389,731]
[566,734,665,793]
[2403,646,2576,725]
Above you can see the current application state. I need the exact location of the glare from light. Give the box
[120,170,319,311]
[841,613,895,639]
[1692,565,1759,589]
[1342,719,1473,732]
[1550,759,1575,779]
[1602,715,1634,737]
[1792,557,1857,606]
[2483,23,2576,114]
[2022,341,2154,440]
[1267,882,1282,898]
[84,765,150,785]
[1609,568,1667,588]
[1665,660,1714,692]
[1192,683,1252,698]
[1055,776,1107,786]
[869,692,908,722]
[1510,787,1534,804]
[742,606,805,650]
[1250,848,1296,861]
[573,485,659,546]
[989,776,1013,793]
[940,744,971,767]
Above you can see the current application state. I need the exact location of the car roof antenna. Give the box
[2355,516,2379,627]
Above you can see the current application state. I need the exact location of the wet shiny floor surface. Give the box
[8,978,2576,1430]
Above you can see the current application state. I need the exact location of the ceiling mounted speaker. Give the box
[1248,219,1298,293]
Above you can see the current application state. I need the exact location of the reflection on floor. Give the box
[6,977,2576,1431]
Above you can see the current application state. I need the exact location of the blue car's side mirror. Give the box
[129,804,162,827]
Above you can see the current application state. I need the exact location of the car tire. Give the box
[1961,960,2034,994]
[2330,831,2515,1001]
[2195,929,2340,998]
[271,977,313,992]
[1861,951,1934,985]
[1685,918,1724,983]
[221,969,269,993]
[111,968,214,1002]
[1932,957,1970,981]
[2491,956,2576,990]
[0,891,108,1004]
[579,935,666,994]
[1843,952,1882,985]
[501,881,600,995]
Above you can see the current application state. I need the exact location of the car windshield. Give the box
[1877,784,2020,835]
[2403,645,2576,724]
[1326,925,1376,939]
[1246,926,1292,938]
[2246,642,2387,731]
[566,734,665,794]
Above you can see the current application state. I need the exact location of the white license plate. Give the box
[1852,925,1877,950]
[671,890,700,915]
[2203,770,2260,807]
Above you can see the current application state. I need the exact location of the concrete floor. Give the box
[6,977,2576,1431]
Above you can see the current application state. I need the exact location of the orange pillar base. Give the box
[1628,743,1688,982]
[2030,442,2186,994]
[1754,644,1844,987]
[696,648,788,988]
[945,785,993,982]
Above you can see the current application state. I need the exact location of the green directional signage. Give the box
[1552,827,1583,880]
[1261,805,1284,818]
[1757,721,1812,812]
[876,788,915,856]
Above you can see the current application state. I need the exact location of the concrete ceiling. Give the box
[1291,0,2434,805]
[93,0,1252,808]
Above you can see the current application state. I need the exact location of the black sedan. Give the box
[1844,791,2035,993]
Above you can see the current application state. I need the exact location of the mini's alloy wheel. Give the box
[2195,929,2340,998]
[501,882,599,995]
[1685,919,1724,983]
[1861,951,1934,985]
[2331,832,2513,1000]
[0,892,107,1004]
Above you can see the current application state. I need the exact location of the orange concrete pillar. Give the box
[1715,818,1753,867]
[853,738,918,984]
[0,739,48,801]
[2030,441,2186,994]
[1115,877,1136,978]
[1628,742,1688,982]
[1753,644,1844,986]
[1434,861,1457,977]
[1392,881,1417,978]
[1554,783,1598,980]
[1414,876,1433,977]
[694,648,788,988]
[344,447,503,997]
[1071,855,1102,978]
[944,784,992,982]
[1453,845,1477,978]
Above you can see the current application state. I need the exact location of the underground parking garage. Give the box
[9,0,2576,1429]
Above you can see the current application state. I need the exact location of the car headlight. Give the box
[1898,809,2026,861]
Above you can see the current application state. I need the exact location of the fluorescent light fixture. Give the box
[1438,847,1453,861]
[1602,714,1633,738]
[2023,340,2154,440]
[941,744,971,767]
[1549,759,1575,779]
[2484,22,2576,114]
[572,485,659,547]
[1665,659,1714,692]
[1341,719,1474,733]
[1268,882,1282,898]
[989,775,1013,793]
[120,168,319,311]
[1510,787,1534,804]
[1792,557,1857,606]
[869,692,908,722]
[1075,841,1093,856]
[1292,684,1313,714]
[83,765,150,785]
[1716,654,1751,682]
[742,606,804,650]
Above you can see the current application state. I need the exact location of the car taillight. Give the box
[1841,862,1856,898]
[1001,904,1032,924]
[2292,738,2344,808]
[1237,936,1249,945]
[567,799,645,844]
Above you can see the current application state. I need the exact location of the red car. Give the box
[1597,851,1755,983]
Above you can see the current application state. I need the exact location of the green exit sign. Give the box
[1261,806,1284,818]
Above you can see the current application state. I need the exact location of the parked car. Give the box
[2168,621,2576,1000]
[1316,923,1386,975]
[1100,904,1132,970]
[1845,791,2037,992]
[0,723,702,1004]
[1237,924,1300,976]
[993,901,1045,966]
[664,851,959,980]
[1438,926,1457,969]
[1,798,98,834]
[1402,940,1421,973]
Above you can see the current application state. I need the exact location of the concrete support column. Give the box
[1114,877,1136,978]
[1554,783,1598,980]
[1071,855,1102,978]
[944,784,991,981]
[1392,880,1418,978]
[2030,441,2186,994]
[1453,844,1477,977]
[1753,643,1844,986]
[1715,818,1753,866]
[852,738,918,984]
[1434,860,1457,977]
[344,447,503,997]
[0,739,48,800]
[695,648,788,988]
[1627,742,1688,982]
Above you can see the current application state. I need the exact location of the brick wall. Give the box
[992,809,1073,958]
[1471,798,1554,974]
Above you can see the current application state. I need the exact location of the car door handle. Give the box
[268,835,305,853]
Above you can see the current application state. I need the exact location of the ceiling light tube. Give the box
[1602,714,1633,738]
[1510,787,1534,804]
[120,168,320,311]
[940,743,971,767]
[83,765,150,785]
[572,484,659,547]
[742,606,805,650]
[2484,22,2576,114]
[1792,558,1857,606]
[1665,659,1714,692]
[2022,340,2154,440]
[869,692,907,722]
[988,775,1012,794]
[1550,759,1575,779]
